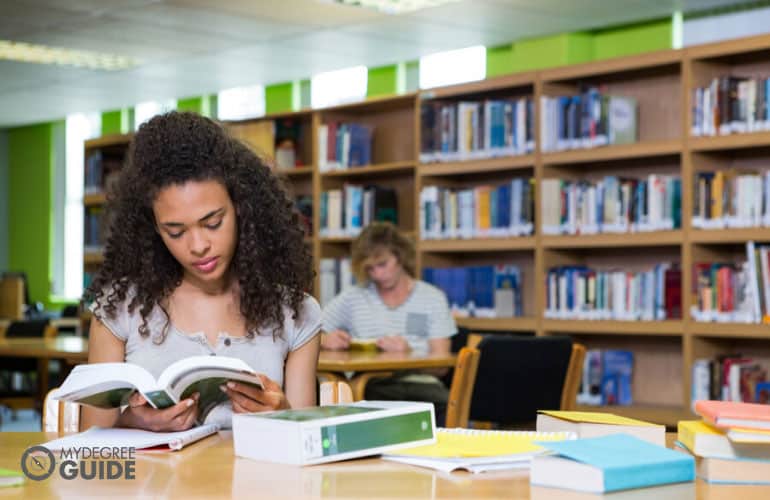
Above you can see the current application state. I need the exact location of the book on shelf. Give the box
[536,411,665,446]
[676,420,770,460]
[317,122,373,171]
[694,400,770,431]
[692,170,770,229]
[576,350,634,406]
[419,178,534,240]
[545,264,681,321]
[232,401,435,465]
[540,175,681,236]
[84,206,107,250]
[56,356,264,423]
[319,185,398,237]
[530,434,695,494]
[294,194,313,236]
[419,97,535,163]
[691,75,770,137]
[40,424,219,452]
[540,87,638,153]
[84,149,123,195]
[381,427,575,474]
[422,264,523,318]
[691,354,770,405]
[274,118,301,169]
[319,257,354,307]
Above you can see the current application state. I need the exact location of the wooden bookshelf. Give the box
[83,193,106,207]
[83,33,770,425]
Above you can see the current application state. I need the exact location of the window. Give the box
[683,6,770,47]
[419,45,486,89]
[217,84,265,121]
[311,65,367,109]
[134,99,177,130]
[58,112,100,300]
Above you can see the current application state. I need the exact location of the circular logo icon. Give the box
[20,446,56,481]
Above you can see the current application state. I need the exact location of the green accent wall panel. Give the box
[511,33,593,73]
[177,96,204,114]
[0,131,8,271]
[101,110,122,135]
[367,65,399,98]
[8,122,54,306]
[266,82,294,115]
[299,79,311,109]
[592,18,672,60]
[487,44,515,78]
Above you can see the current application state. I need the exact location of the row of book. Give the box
[691,354,770,405]
[690,241,770,323]
[419,98,535,163]
[84,206,106,252]
[693,170,770,229]
[318,257,354,307]
[691,75,770,137]
[317,122,373,171]
[84,150,122,194]
[294,195,312,236]
[541,175,681,235]
[540,89,638,152]
[576,349,633,406]
[421,264,523,318]
[419,179,534,240]
[319,185,398,238]
[545,264,682,321]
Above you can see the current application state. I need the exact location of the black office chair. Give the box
[468,335,575,428]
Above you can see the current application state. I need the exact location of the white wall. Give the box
[684,7,770,46]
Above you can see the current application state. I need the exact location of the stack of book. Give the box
[676,400,770,484]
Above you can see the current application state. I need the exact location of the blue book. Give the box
[531,434,695,493]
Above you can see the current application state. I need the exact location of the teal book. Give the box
[530,434,695,493]
[233,401,436,465]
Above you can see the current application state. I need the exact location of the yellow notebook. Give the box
[536,410,666,446]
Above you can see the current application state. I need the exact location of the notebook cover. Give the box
[694,400,770,429]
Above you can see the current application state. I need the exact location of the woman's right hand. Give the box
[321,330,351,350]
[117,392,200,432]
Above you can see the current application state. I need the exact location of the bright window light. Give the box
[217,85,266,120]
[135,99,177,130]
[311,66,367,109]
[419,45,486,89]
[62,112,101,300]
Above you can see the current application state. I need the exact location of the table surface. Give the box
[0,337,456,372]
[0,432,768,499]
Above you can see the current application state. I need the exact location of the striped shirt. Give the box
[321,280,457,355]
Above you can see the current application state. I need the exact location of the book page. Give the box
[40,424,220,452]
[56,363,158,408]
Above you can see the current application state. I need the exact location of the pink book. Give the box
[694,400,770,430]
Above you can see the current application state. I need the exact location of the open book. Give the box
[41,424,220,452]
[56,356,263,422]
[382,428,576,474]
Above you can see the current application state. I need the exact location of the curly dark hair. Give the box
[85,111,313,342]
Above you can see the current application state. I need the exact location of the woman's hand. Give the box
[117,392,200,432]
[222,375,290,413]
[376,335,410,352]
[321,330,351,350]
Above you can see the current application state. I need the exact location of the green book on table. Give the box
[530,434,695,494]
[233,401,435,465]
[0,468,23,488]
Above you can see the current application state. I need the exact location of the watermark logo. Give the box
[20,446,136,481]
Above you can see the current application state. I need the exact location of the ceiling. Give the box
[0,0,752,128]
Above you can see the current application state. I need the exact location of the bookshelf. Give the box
[83,33,770,427]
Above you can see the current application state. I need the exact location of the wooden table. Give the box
[0,337,89,363]
[0,432,767,499]
[0,318,83,337]
[317,350,456,372]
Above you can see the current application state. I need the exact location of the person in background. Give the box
[321,222,456,424]
[81,111,320,432]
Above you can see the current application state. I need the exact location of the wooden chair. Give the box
[465,334,587,428]
[0,276,25,320]
[44,380,355,434]
[444,346,480,428]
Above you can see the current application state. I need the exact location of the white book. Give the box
[41,424,219,452]
[536,411,665,446]
[56,356,264,422]
[233,401,436,465]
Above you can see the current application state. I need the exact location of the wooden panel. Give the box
[0,277,24,320]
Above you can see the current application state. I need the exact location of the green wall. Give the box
[592,18,672,60]
[0,131,8,271]
[7,122,57,308]
[177,95,217,118]
[367,64,404,98]
[101,108,133,135]
[265,82,295,115]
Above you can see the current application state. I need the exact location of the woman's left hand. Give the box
[221,375,290,413]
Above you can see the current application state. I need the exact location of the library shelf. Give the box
[319,160,414,178]
[690,228,770,244]
[542,320,685,335]
[274,165,313,177]
[420,72,535,100]
[575,404,690,427]
[419,237,535,253]
[83,193,106,207]
[84,133,133,149]
[83,252,104,266]
[418,155,534,177]
[689,322,770,338]
[542,230,683,249]
[689,131,770,152]
[539,49,681,82]
[455,316,538,332]
[541,140,682,166]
